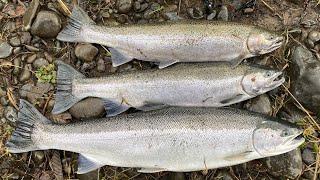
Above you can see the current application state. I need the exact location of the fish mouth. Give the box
[263,36,284,54]
[266,71,285,89]
[283,131,305,149]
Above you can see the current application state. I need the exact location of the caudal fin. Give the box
[6,99,51,153]
[52,61,85,114]
[57,5,95,42]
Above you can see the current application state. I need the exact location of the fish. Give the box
[6,99,305,174]
[57,6,284,68]
[51,61,285,116]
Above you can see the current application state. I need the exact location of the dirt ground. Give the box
[0,0,320,179]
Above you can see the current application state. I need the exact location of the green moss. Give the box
[35,64,56,84]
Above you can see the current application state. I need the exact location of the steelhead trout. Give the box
[57,6,284,68]
[52,61,285,116]
[7,100,304,174]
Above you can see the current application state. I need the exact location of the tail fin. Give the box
[57,5,95,42]
[52,61,85,114]
[6,99,51,153]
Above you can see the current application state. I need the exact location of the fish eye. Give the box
[265,71,272,78]
[281,130,289,137]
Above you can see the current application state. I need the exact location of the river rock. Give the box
[19,64,32,82]
[117,0,133,13]
[265,149,303,179]
[9,36,21,47]
[302,148,316,165]
[75,44,98,62]
[245,94,272,115]
[0,41,13,58]
[33,58,49,69]
[217,6,228,21]
[31,11,61,38]
[19,83,33,98]
[69,98,105,119]
[20,32,32,45]
[306,30,320,48]
[26,83,53,104]
[23,0,40,30]
[291,46,320,113]
[4,106,18,123]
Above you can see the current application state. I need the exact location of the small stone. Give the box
[116,14,129,24]
[51,112,72,124]
[164,4,178,13]
[75,44,98,62]
[78,170,99,180]
[244,8,254,13]
[0,88,5,97]
[117,0,133,13]
[217,6,228,21]
[302,148,316,165]
[31,11,61,38]
[265,149,303,179]
[306,30,320,48]
[245,94,272,115]
[19,83,33,98]
[97,58,106,72]
[13,57,21,75]
[25,45,40,52]
[187,7,204,19]
[207,11,216,20]
[215,171,233,180]
[69,98,105,119]
[144,9,155,19]
[13,47,21,54]
[33,58,49,69]
[0,60,13,70]
[134,1,141,11]
[44,52,53,63]
[150,2,161,11]
[4,106,18,123]
[27,54,37,63]
[9,36,21,47]
[0,41,13,58]
[23,0,40,30]
[139,3,149,12]
[20,32,32,45]
[0,96,9,106]
[3,21,16,33]
[26,82,53,104]
[32,151,45,164]
[19,64,32,82]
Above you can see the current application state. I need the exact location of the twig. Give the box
[314,149,319,180]
[57,0,71,16]
[281,84,320,130]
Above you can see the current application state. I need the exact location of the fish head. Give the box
[247,31,284,55]
[252,120,304,157]
[241,67,285,96]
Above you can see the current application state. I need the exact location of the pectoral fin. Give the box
[137,103,169,111]
[224,151,253,161]
[103,99,130,117]
[220,94,245,105]
[158,60,178,69]
[230,58,244,68]
[138,167,166,173]
[109,48,133,67]
[77,154,103,174]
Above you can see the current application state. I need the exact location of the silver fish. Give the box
[7,100,304,174]
[52,61,285,116]
[57,6,284,68]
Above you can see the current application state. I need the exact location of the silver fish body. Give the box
[6,100,304,174]
[52,61,285,116]
[57,6,283,68]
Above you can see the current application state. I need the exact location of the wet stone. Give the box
[9,36,21,47]
[33,58,49,69]
[302,148,315,165]
[117,0,133,13]
[0,41,13,58]
[217,6,228,21]
[13,57,21,75]
[4,106,18,123]
[75,44,98,62]
[245,94,272,115]
[23,0,40,30]
[265,149,303,179]
[207,11,216,20]
[19,64,32,82]
[69,98,105,119]
[31,11,61,38]
[27,54,37,63]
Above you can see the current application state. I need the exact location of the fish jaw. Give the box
[262,71,285,92]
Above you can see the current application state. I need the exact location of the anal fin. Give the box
[77,154,103,174]
[158,60,178,69]
[137,103,168,111]
[103,99,130,117]
[109,48,133,67]
[138,167,166,173]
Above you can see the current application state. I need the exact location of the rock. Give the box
[13,57,21,75]
[0,60,13,70]
[302,148,315,165]
[207,11,216,20]
[245,94,272,115]
[215,171,233,180]
[23,0,40,30]
[51,112,72,124]
[0,41,13,58]
[3,21,16,33]
[117,0,132,13]
[26,83,53,104]
[19,64,32,82]
[217,6,228,21]
[143,9,155,19]
[75,44,98,62]
[27,54,37,63]
[33,58,49,69]
[13,47,21,54]
[69,98,105,119]
[31,11,61,38]
[187,7,204,19]
[25,45,40,52]
[163,12,183,21]
[97,58,106,72]
[291,46,320,112]
[0,88,5,97]
[32,151,45,164]
[265,149,303,179]
[9,36,21,47]
[20,32,32,45]
[19,83,33,98]
[306,30,320,48]
[78,170,99,180]
[4,106,18,123]
[0,97,9,106]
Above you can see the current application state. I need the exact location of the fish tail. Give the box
[57,5,95,42]
[52,61,85,114]
[6,99,51,153]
